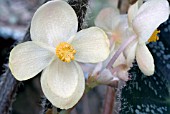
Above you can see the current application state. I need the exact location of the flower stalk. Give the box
[101,36,136,114]
[106,35,136,69]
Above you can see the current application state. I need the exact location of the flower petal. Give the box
[9,41,55,81]
[128,1,139,26]
[41,60,85,109]
[136,44,154,76]
[132,0,169,43]
[95,7,120,32]
[97,69,114,85]
[124,39,138,67]
[71,27,110,63]
[30,0,78,47]
[113,15,129,43]
[117,70,129,81]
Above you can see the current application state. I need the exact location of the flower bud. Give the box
[97,69,119,85]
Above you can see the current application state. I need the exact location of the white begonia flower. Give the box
[95,7,130,81]
[126,0,169,76]
[9,0,110,109]
[95,8,128,65]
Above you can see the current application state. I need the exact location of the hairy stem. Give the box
[0,69,19,114]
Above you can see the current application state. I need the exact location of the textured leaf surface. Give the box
[121,16,170,114]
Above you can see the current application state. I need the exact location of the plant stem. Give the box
[103,87,115,114]
[106,36,136,69]
[0,27,31,114]
[0,69,19,114]
[102,36,136,114]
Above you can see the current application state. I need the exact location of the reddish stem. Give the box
[103,87,115,114]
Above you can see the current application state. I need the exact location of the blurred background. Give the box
[0,0,170,114]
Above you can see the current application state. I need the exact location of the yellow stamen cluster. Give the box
[148,29,160,42]
[56,42,76,63]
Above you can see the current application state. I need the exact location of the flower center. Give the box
[56,42,76,63]
[112,33,121,44]
[148,29,160,42]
